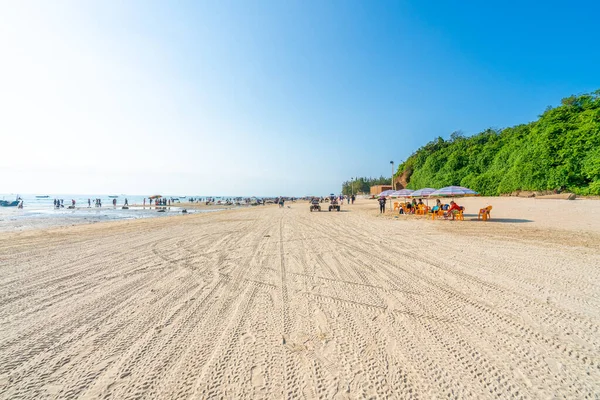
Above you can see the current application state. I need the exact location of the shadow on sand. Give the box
[463,215,533,223]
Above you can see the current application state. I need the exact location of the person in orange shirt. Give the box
[446,201,463,220]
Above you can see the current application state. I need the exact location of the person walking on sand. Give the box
[378,196,386,214]
[351,194,355,204]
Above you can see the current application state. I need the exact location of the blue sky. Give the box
[1,1,598,196]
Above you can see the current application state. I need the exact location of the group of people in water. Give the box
[51,198,133,208]
[146,198,168,206]
[53,199,77,208]
[88,198,128,208]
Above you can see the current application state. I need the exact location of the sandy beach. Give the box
[1,197,599,398]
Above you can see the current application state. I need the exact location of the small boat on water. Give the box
[36,195,50,198]
[1,196,21,207]
[108,195,119,198]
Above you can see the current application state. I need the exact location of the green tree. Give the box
[349,90,600,196]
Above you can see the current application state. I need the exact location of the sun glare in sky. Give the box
[1,1,598,196]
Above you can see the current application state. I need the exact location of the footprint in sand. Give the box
[251,366,265,388]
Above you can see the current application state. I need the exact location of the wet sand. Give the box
[0,197,599,398]
[0,205,226,233]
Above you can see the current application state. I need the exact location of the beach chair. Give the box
[431,209,444,220]
[455,208,465,221]
[478,205,492,221]
[393,202,400,211]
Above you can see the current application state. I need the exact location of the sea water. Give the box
[0,193,212,208]
[0,194,228,232]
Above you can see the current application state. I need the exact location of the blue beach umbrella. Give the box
[410,188,436,198]
[430,186,479,198]
[391,189,414,198]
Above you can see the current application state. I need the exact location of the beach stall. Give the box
[390,189,413,211]
[428,186,478,220]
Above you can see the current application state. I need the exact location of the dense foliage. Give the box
[341,176,391,195]
[392,91,600,195]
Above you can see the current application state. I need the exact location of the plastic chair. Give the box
[431,209,444,220]
[393,202,400,211]
[455,208,465,221]
[478,205,492,221]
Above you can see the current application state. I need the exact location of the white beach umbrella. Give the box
[429,186,479,198]
[391,189,414,198]
[410,188,436,198]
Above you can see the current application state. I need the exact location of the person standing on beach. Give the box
[88,198,91,207]
[125,198,128,206]
[351,194,355,204]
[378,196,386,213]
[143,198,146,207]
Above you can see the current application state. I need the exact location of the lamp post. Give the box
[351,177,354,196]
[390,161,395,191]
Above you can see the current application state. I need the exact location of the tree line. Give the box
[341,176,391,195]
[342,90,600,196]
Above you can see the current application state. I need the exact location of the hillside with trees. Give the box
[387,91,600,196]
[341,176,391,195]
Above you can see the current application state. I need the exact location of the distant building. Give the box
[370,185,393,195]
